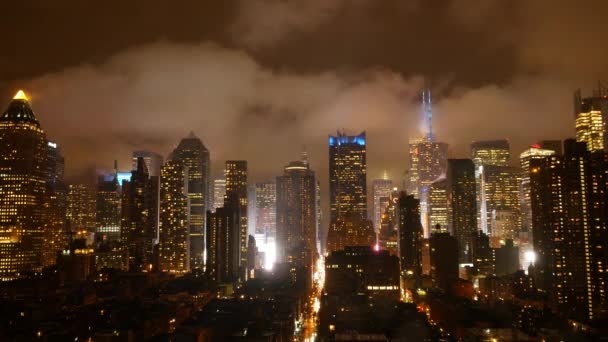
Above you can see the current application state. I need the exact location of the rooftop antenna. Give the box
[301,145,309,166]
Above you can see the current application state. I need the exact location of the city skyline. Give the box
[1,2,608,340]
[3,2,605,200]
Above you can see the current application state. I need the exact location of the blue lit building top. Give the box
[328,131,366,146]
[117,172,132,184]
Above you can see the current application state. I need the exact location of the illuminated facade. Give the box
[378,189,399,255]
[529,139,607,322]
[471,140,510,234]
[372,176,393,232]
[481,165,521,240]
[471,140,510,169]
[408,90,448,237]
[574,89,608,152]
[158,160,190,274]
[0,91,47,280]
[96,175,121,241]
[254,181,276,265]
[120,157,158,271]
[225,160,248,278]
[324,246,400,301]
[212,177,226,212]
[428,178,448,233]
[326,213,374,253]
[519,145,555,234]
[276,160,316,267]
[42,140,67,267]
[170,132,210,270]
[447,159,477,263]
[66,184,96,233]
[328,131,367,223]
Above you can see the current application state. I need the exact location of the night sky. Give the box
[1,0,607,193]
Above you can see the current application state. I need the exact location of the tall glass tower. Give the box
[170,132,210,270]
[0,91,48,281]
[328,131,367,223]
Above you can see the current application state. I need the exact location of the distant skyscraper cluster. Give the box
[1,83,607,333]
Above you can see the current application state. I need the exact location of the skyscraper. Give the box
[158,160,189,274]
[276,160,316,267]
[481,165,521,241]
[429,232,459,293]
[574,88,608,152]
[132,151,163,178]
[120,157,158,271]
[530,139,607,322]
[447,159,477,263]
[225,160,248,277]
[519,145,555,235]
[372,175,393,232]
[43,140,67,267]
[96,175,121,241]
[398,192,423,284]
[212,178,226,212]
[408,91,448,237]
[378,188,400,255]
[170,132,210,269]
[471,140,510,169]
[328,131,367,223]
[470,140,510,234]
[206,197,240,283]
[428,178,448,233]
[0,91,47,280]
[66,184,97,233]
[255,180,276,236]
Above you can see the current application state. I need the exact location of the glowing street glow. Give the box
[13,90,28,101]
[525,250,536,264]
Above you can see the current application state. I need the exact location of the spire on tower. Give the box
[422,88,433,141]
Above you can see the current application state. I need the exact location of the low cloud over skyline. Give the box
[0,0,606,193]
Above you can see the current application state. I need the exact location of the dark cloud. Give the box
[1,0,607,224]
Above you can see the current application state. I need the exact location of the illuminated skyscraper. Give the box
[42,140,67,267]
[519,145,555,234]
[530,139,607,322]
[328,131,367,223]
[447,159,477,263]
[225,160,248,278]
[170,132,210,269]
[408,91,448,237]
[66,184,96,233]
[378,188,400,255]
[132,151,163,178]
[471,140,510,169]
[120,157,158,271]
[372,174,393,232]
[255,180,276,236]
[471,140,510,234]
[46,140,65,186]
[398,192,423,284]
[428,178,448,233]
[0,91,47,280]
[96,175,121,241]
[212,178,226,212]
[158,160,189,274]
[276,160,316,267]
[574,88,608,152]
[481,165,521,240]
